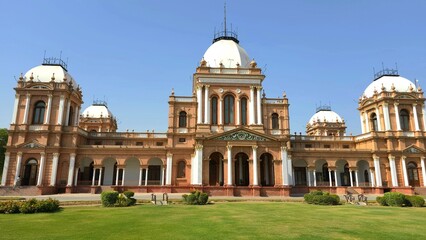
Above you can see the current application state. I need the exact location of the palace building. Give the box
[2,24,426,197]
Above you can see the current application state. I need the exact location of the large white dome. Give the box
[308,110,343,125]
[203,39,250,68]
[363,75,416,98]
[24,64,77,89]
[82,104,113,118]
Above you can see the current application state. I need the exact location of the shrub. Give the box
[0,201,21,214]
[19,198,38,214]
[384,192,406,207]
[182,191,209,205]
[406,195,425,207]
[304,191,340,205]
[101,191,119,207]
[36,198,60,212]
[123,191,135,199]
[376,196,387,206]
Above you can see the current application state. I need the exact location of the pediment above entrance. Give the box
[18,140,46,149]
[403,145,425,154]
[208,128,276,142]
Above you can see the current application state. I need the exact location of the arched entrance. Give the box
[293,159,307,186]
[102,158,117,185]
[22,159,38,186]
[260,153,274,186]
[357,160,370,187]
[148,158,163,185]
[235,152,249,186]
[314,159,329,186]
[78,158,94,185]
[336,160,350,186]
[407,162,420,187]
[124,158,140,186]
[209,152,224,186]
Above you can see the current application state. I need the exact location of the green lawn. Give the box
[1,202,425,240]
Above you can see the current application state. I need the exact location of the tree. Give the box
[0,128,8,179]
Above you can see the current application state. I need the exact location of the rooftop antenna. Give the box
[224,2,227,36]
[373,67,376,78]
[43,50,46,59]
[381,62,385,72]
[395,62,398,71]
[59,51,62,61]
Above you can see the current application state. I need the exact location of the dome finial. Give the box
[200,57,207,67]
[409,84,414,92]
[19,73,23,81]
[391,83,396,91]
[250,59,257,68]
[171,88,175,96]
[381,83,386,91]
[51,73,55,82]
[29,72,34,81]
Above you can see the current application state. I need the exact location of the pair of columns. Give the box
[11,93,79,126]
[196,85,263,125]
[226,145,260,186]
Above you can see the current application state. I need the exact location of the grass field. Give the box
[1,202,425,240]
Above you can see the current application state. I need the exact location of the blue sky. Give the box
[1,1,425,135]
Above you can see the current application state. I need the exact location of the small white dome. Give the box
[363,75,416,98]
[309,110,343,125]
[203,39,250,68]
[82,104,113,118]
[24,64,77,89]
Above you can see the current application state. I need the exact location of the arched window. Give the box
[400,109,410,131]
[179,111,187,128]
[32,101,46,124]
[322,163,329,181]
[224,95,234,125]
[240,97,247,125]
[177,161,186,178]
[211,97,218,125]
[370,113,378,131]
[68,106,74,126]
[272,113,279,129]
[364,170,369,183]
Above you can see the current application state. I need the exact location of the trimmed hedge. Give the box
[101,191,136,207]
[0,198,59,214]
[304,191,340,205]
[182,191,209,205]
[376,192,425,207]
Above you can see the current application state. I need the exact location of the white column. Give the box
[256,87,262,124]
[334,170,338,187]
[375,107,382,131]
[313,170,317,187]
[115,168,119,186]
[57,95,65,125]
[349,170,354,187]
[74,168,79,186]
[36,152,46,186]
[92,168,96,186]
[383,103,391,131]
[192,144,203,185]
[360,113,365,134]
[281,147,289,185]
[161,167,165,186]
[401,156,409,187]
[1,152,10,186]
[65,100,71,126]
[204,85,210,124]
[50,153,59,186]
[394,103,401,130]
[307,169,311,187]
[287,155,293,186]
[219,98,223,125]
[44,94,53,124]
[388,155,398,187]
[364,112,370,132]
[98,168,103,186]
[370,169,376,187]
[252,146,258,186]
[138,168,143,186]
[413,104,420,131]
[74,106,80,126]
[122,168,126,186]
[422,105,426,131]
[196,85,203,124]
[11,94,20,124]
[67,153,75,186]
[22,94,31,124]
[145,168,149,186]
[166,153,173,185]
[328,169,333,186]
[373,155,383,187]
[236,99,240,125]
[355,170,359,187]
[421,157,426,187]
[249,86,255,125]
[227,145,232,185]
